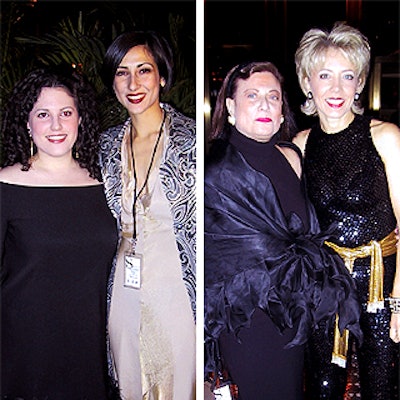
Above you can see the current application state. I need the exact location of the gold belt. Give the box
[325,230,397,368]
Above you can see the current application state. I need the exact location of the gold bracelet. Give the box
[388,296,400,314]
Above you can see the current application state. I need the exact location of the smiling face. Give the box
[113,45,163,117]
[306,48,361,123]
[28,87,80,159]
[226,71,284,142]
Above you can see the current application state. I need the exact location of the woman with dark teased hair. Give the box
[204,61,363,400]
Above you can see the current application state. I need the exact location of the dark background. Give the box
[205,0,400,132]
[2,0,195,45]
[0,0,196,161]
[0,0,196,119]
[1,0,399,139]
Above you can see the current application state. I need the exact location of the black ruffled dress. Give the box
[204,128,363,399]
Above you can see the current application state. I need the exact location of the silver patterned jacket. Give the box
[99,103,196,321]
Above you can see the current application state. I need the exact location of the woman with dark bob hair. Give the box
[99,30,196,399]
[0,66,119,399]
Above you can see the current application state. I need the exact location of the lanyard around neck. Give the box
[130,110,166,244]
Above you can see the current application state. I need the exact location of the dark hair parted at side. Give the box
[101,30,174,93]
[210,61,298,143]
[1,65,102,180]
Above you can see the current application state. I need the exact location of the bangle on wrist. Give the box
[388,295,400,314]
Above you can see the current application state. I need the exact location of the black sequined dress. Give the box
[304,114,399,400]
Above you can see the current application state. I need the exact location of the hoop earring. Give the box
[307,91,313,100]
[228,114,235,126]
[354,92,360,101]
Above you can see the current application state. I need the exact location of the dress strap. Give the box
[277,140,303,160]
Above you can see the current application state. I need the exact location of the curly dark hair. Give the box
[210,61,298,143]
[1,65,102,180]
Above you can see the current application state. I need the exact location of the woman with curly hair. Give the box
[0,66,119,399]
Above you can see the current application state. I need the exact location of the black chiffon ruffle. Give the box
[204,143,363,378]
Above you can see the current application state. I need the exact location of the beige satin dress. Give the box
[108,128,196,400]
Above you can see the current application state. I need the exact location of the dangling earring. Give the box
[228,114,235,126]
[74,146,79,159]
[307,91,313,100]
[27,127,34,158]
[354,92,360,101]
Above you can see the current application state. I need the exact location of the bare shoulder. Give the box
[0,164,27,184]
[292,128,311,155]
[0,161,101,186]
[371,118,400,136]
[370,119,400,156]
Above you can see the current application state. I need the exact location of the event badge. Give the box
[124,252,142,289]
[213,385,233,400]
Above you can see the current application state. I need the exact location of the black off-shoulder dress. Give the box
[1,183,118,400]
